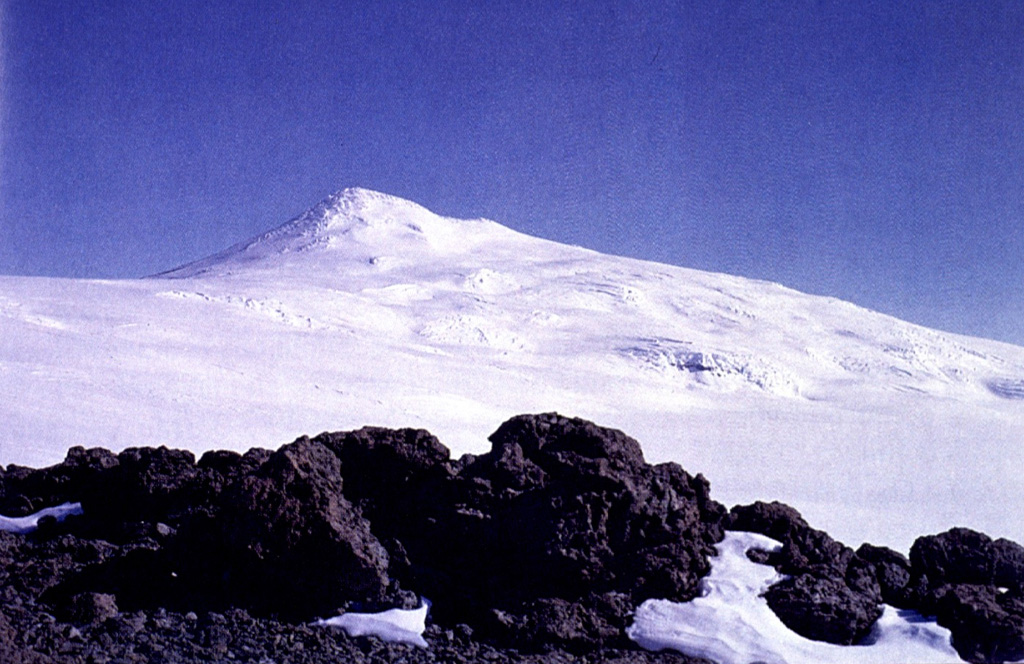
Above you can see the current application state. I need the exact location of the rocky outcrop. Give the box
[908,528,1024,663]
[0,414,716,663]
[728,501,1024,663]
[0,414,1021,663]
[314,414,728,651]
[727,500,882,644]
[189,437,393,619]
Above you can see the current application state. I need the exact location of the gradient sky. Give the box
[1,1,1022,345]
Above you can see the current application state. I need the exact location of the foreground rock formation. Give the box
[0,413,1021,663]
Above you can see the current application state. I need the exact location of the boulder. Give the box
[205,437,392,619]
[908,528,1024,662]
[727,500,809,541]
[924,584,1024,663]
[62,592,119,624]
[911,528,1000,586]
[365,413,728,649]
[728,501,882,644]
[856,543,913,606]
[764,572,883,644]
[80,446,200,528]
[0,447,117,516]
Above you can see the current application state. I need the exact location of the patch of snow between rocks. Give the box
[0,503,83,534]
[315,600,430,647]
[627,531,963,664]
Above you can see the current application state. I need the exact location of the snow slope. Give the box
[2,187,1023,551]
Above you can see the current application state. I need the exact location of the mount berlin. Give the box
[1,187,1022,551]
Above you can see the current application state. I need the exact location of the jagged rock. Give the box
[727,500,809,541]
[907,528,1024,662]
[61,592,119,624]
[0,609,53,664]
[4,415,1024,662]
[0,447,118,516]
[306,413,727,650]
[993,538,1024,589]
[202,437,392,619]
[911,527,1024,589]
[491,596,623,653]
[764,572,883,644]
[912,528,999,586]
[856,543,913,606]
[79,446,201,529]
[921,584,1024,663]
[727,501,882,644]
[389,414,724,647]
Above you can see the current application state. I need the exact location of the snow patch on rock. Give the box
[628,531,964,664]
[0,502,83,534]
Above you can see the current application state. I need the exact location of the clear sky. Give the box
[1,1,1022,346]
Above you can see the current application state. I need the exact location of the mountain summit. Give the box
[160,188,528,278]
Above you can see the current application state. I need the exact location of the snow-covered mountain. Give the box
[2,187,1023,551]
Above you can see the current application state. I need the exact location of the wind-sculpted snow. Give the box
[627,532,964,664]
[418,313,529,351]
[987,378,1024,400]
[2,187,1024,552]
[157,290,332,330]
[620,338,801,396]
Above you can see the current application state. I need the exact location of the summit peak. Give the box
[156,188,528,279]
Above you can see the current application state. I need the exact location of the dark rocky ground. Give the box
[0,413,1021,663]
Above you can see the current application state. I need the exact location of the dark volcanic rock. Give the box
[490,595,626,653]
[727,501,883,644]
[366,413,729,649]
[909,528,1024,662]
[61,592,118,624]
[764,573,883,644]
[911,527,1024,589]
[925,584,1024,664]
[245,413,730,652]
[201,437,392,619]
[728,500,809,542]
[0,414,723,663]
[856,543,913,606]
[0,447,117,517]
[912,528,1000,586]
[6,414,1024,662]
[81,446,199,524]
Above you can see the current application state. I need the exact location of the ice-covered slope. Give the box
[2,187,1023,551]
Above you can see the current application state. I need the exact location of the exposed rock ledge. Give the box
[0,413,1020,663]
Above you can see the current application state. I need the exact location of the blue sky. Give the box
[1,1,1022,345]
